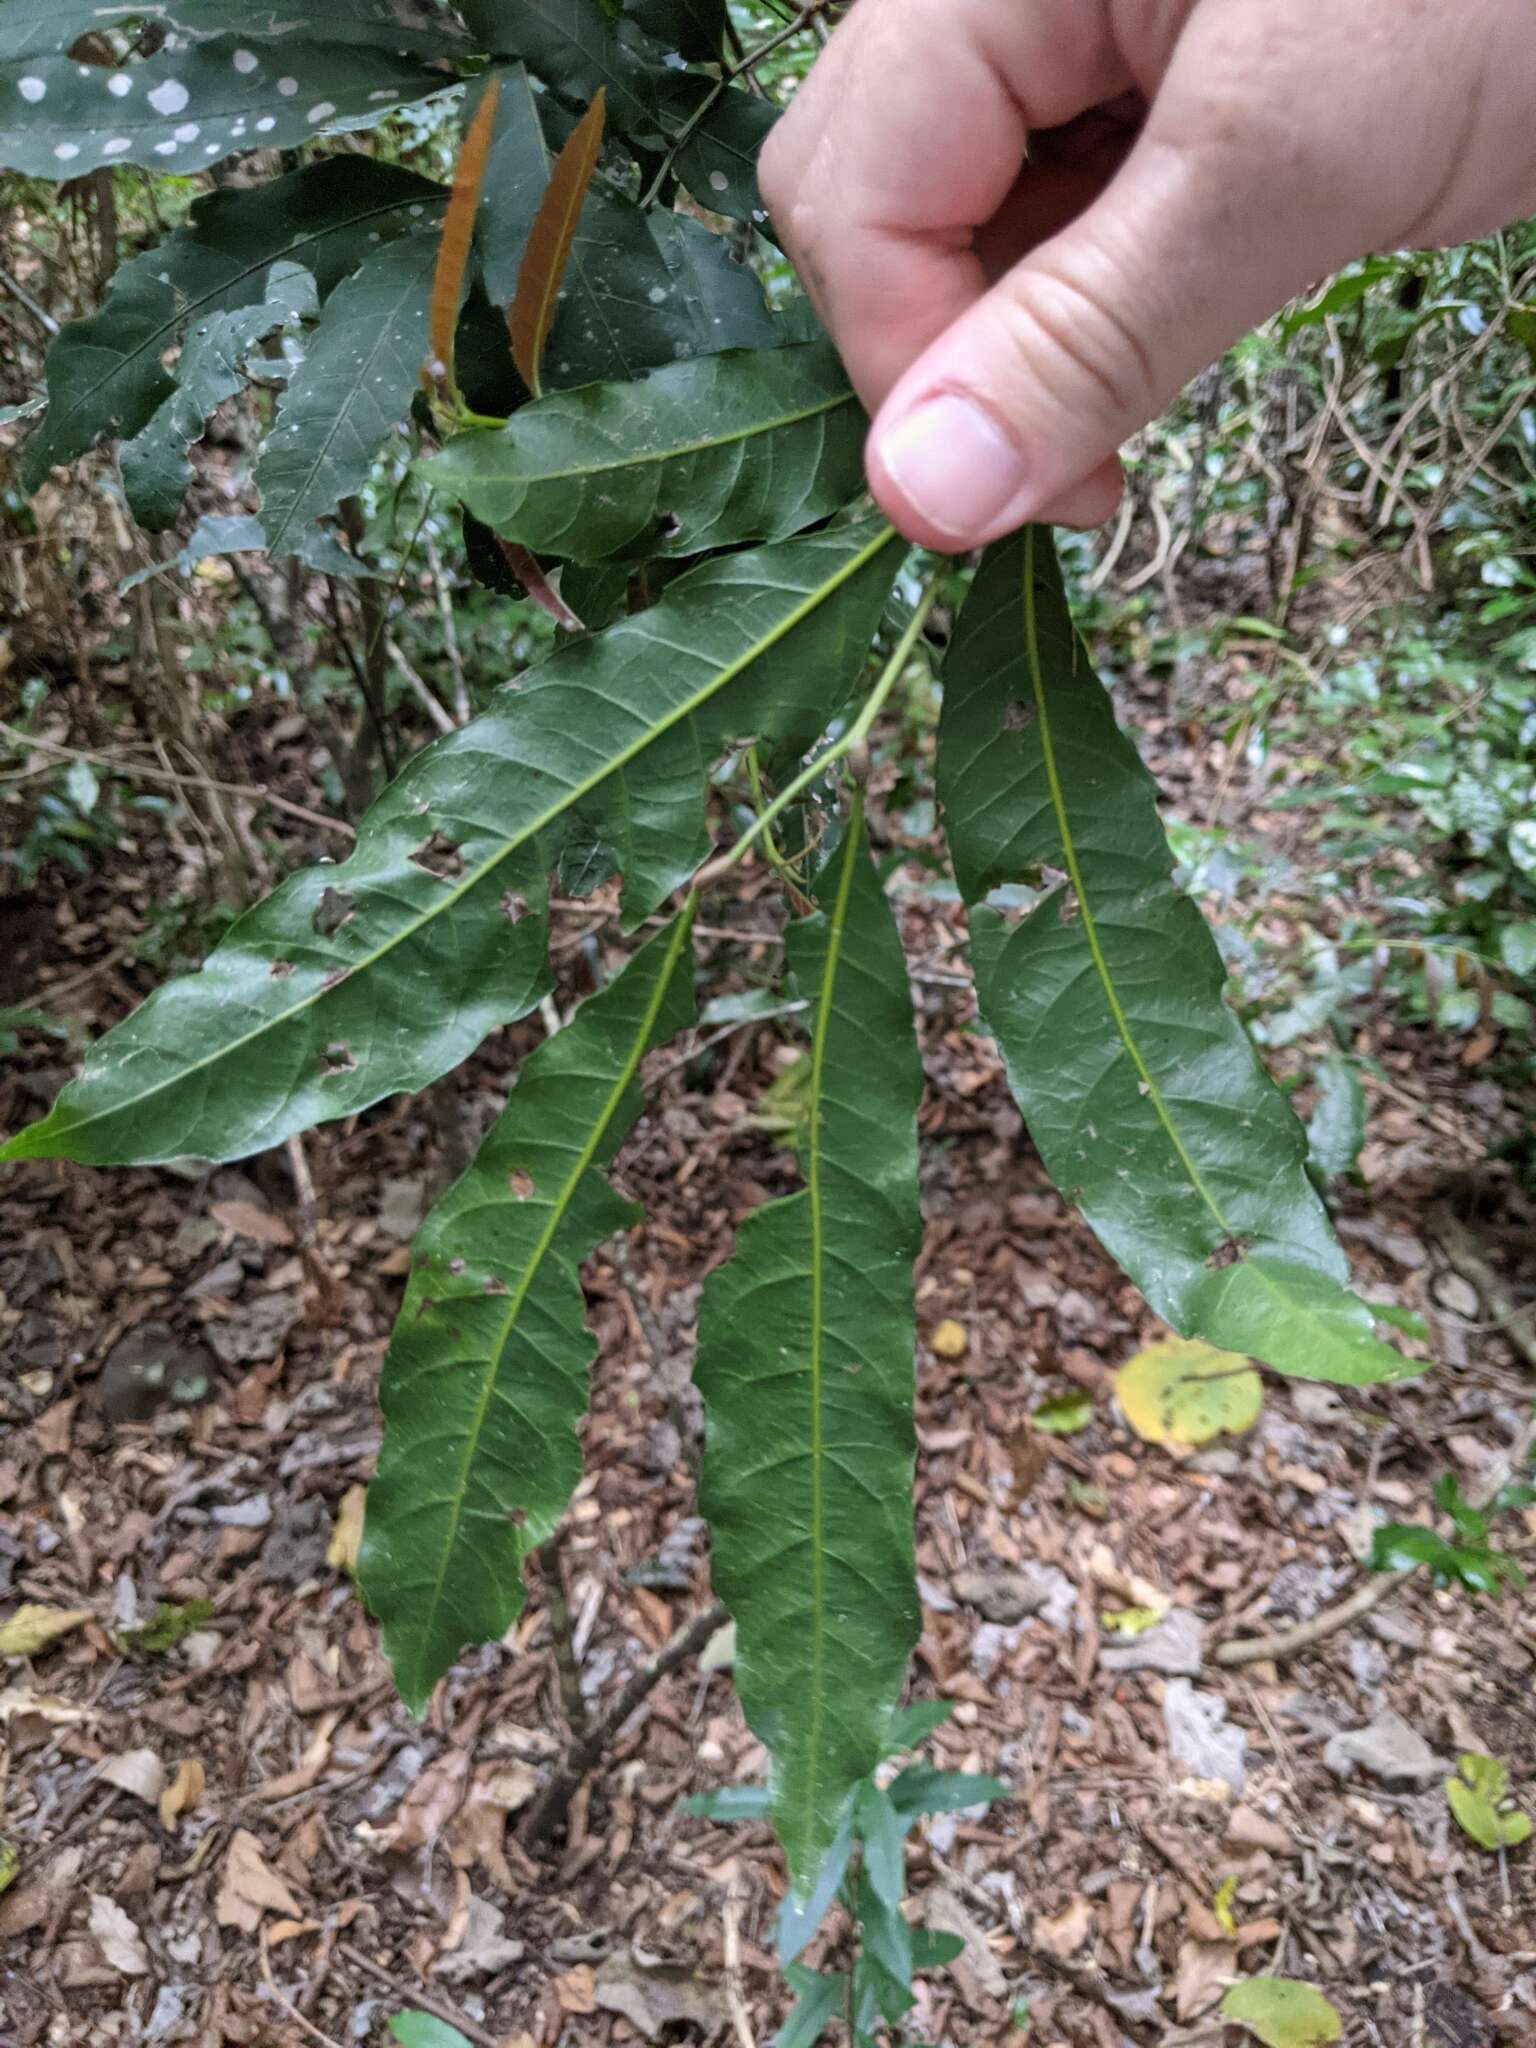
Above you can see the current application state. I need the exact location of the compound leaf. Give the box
[697,804,924,1895]
[23,156,444,490]
[0,34,444,179]
[361,906,697,1711]
[3,518,902,1167]
[426,341,863,562]
[939,531,1415,1387]
[257,228,439,557]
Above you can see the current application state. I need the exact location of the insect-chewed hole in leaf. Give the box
[312,887,356,936]
[1205,1235,1248,1270]
[320,1041,357,1076]
[447,1257,467,1275]
[485,1274,509,1295]
[654,511,682,540]
[507,1506,528,1530]
[501,889,530,924]
[1057,885,1081,925]
[507,1168,535,1201]
[1001,698,1035,732]
[321,967,350,992]
[269,959,294,980]
[410,831,465,881]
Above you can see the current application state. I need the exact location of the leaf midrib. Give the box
[26,523,899,1153]
[407,900,696,1686]
[793,794,864,1868]
[262,231,437,556]
[1021,527,1236,1243]
[452,383,854,491]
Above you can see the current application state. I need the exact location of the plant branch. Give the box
[520,1599,728,1848]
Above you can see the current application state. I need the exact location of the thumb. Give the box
[867,119,1346,549]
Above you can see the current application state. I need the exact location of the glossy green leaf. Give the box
[886,1765,1005,1820]
[1306,1056,1366,1180]
[462,0,663,141]
[2,518,903,1167]
[23,156,443,491]
[939,531,1415,1388]
[673,80,778,226]
[256,228,439,557]
[361,908,697,1711]
[698,807,924,1895]
[629,0,728,62]
[0,35,443,179]
[426,341,863,562]
[120,263,315,533]
[477,66,774,385]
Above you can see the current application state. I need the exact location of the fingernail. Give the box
[875,393,1027,541]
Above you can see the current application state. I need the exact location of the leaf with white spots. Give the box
[0,2,458,62]
[256,228,439,559]
[23,156,443,491]
[0,34,445,178]
[120,263,316,532]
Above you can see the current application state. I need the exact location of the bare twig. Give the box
[521,1599,729,1848]
[0,721,353,838]
[384,634,456,735]
[335,1943,500,2048]
[1218,1408,1536,1667]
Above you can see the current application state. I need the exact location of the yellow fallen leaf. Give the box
[326,1484,367,1574]
[1115,1337,1262,1446]
[159,1758,205,1831]
[0,1839,18,1897]
[931,1319,969,1360]
[1213,1874,1239,1935]
[0,1604,93,1657]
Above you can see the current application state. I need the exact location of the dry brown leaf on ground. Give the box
[1173,1936,1239,2020]
[216,1828,305,1933]
[88,1894,150,1976]
[593,1949,730,2041]
[379,1746,473,1851]
[211,1200,293,1247]
[99,1747,166,1807]
[1035,1895,1095,1958]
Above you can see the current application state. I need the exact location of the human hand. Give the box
[761,0,1536,549]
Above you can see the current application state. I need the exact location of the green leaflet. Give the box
[22,157,444,491]
[476,66,774,386]
[0,36,444,179]
[696,804,924,1893]
[426,342,864,562]
[121,264,315,533]
[669,78,779,228]
[361,905,698,1711]
[256,229,439,557]
[939,531,1413,1387]
[462,0,664,142]
[2,518,903,1168]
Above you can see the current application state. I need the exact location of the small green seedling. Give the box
[685,1701,1005,2047]
[1369,1469,1534,1593]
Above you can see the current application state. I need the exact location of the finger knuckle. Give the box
[999,264,1159,428]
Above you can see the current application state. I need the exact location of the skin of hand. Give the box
[760,0,1536,550]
